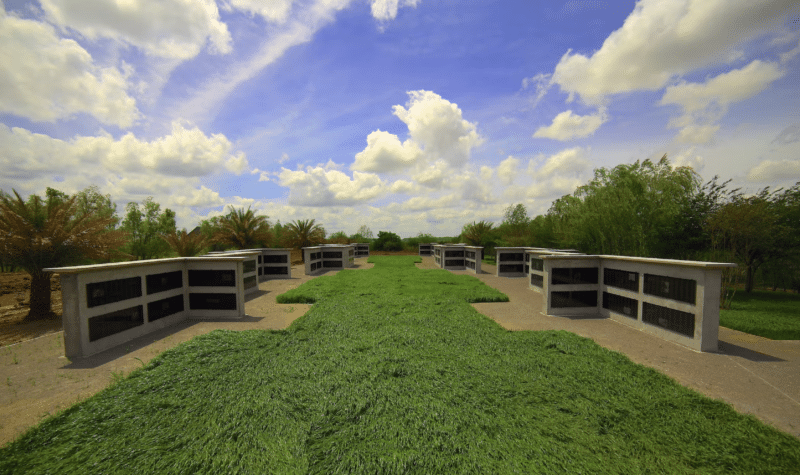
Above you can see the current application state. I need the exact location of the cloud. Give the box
[412,164,446,189]
[521,73,553,109]
[526,176,583,199]
[533,108,608,140]
[351,90,483,181]
[550,0,796,105]
[480,166,493,181]
[747,159,800,182]
[351,130,422,172]
[672,147,705,172]
[0,11,138,127]
[0,121,247,185]
[277,165,386,206]
[772,124,800,145]
[660,59,785,143]
[531,147,591,178]
[401,194,458,211]
[392,90,484,167]
[222,0,294,24]
[459,177,494,204]
[388,179,415,194]
[674,124,720,144]
[371,0,420,22]
[39,0,232,59]
[87,121,249,176]
[497,156,520,185]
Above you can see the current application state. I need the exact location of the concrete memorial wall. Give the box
[45,254,257,359]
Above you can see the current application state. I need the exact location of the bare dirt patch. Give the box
[0,273,63,347]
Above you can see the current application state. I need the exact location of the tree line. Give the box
[0,185,359,321]
[460,155,800,294]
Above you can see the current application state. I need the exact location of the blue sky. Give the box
[1,0,798,237]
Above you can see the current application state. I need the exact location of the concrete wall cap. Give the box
[44,255,254,274]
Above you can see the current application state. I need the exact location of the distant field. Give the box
[720,290,800,340]
[2,257,798,474]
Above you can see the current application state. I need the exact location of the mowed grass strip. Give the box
[1,256,798,474]
[720,290,800,340]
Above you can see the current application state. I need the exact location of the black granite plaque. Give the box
[188,270,236,287]
[643,274,696,305]
[146,271,183,295]
[189,292,237,310]
[86,277,142,308]
[604,268,639,292]
[147,295,184,322]
[602,292,638,319]
[642,302,694,337]
[88,305,144,341]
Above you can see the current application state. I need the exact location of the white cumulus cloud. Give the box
[0,121,247,187]
[531,147,591,178]
[660,59,785,144]
[0,11,139,127]
[278,165,386,206]
[40,0,232,59]
[533,109,608,140]
[497,156,520,185]
[550,0,796,105]
[371,0,420,22]
[223,0,294,23]
[747,159,800,182]
[392,90,484,167]
[351,130,422,173]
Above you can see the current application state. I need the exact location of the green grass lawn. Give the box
[2,256,799,474]
[720,290,800,340]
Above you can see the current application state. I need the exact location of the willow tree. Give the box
[0,189,129,320]
[547,154,699,257]
[212,205,272,250]
[283,219,325,262]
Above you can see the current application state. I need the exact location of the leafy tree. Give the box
[284,219,325,262]
[197,216,226,252]
[655,176,739,260]
[349,225,374,244]
[273,220,284,247]
[497,203,530,247]
[403,232,435,251]
[212,205,272,250]
[120,197,176,260]
[528,215,558,249]
[357,225,374,240]
[73,185,120,232]
[161,228,207,257]
[706,187,792,292]
[373,231,403,251]
[547,155,699,257]
[0,189,128,320]
[327,231,349,244]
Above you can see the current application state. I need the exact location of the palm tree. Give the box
[0,189,129,321]
[161,228,207,257]
[212,205,272,250]
[462,220,496,260]
[284,219,325,262]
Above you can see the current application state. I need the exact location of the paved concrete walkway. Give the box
[453,260,800,439]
